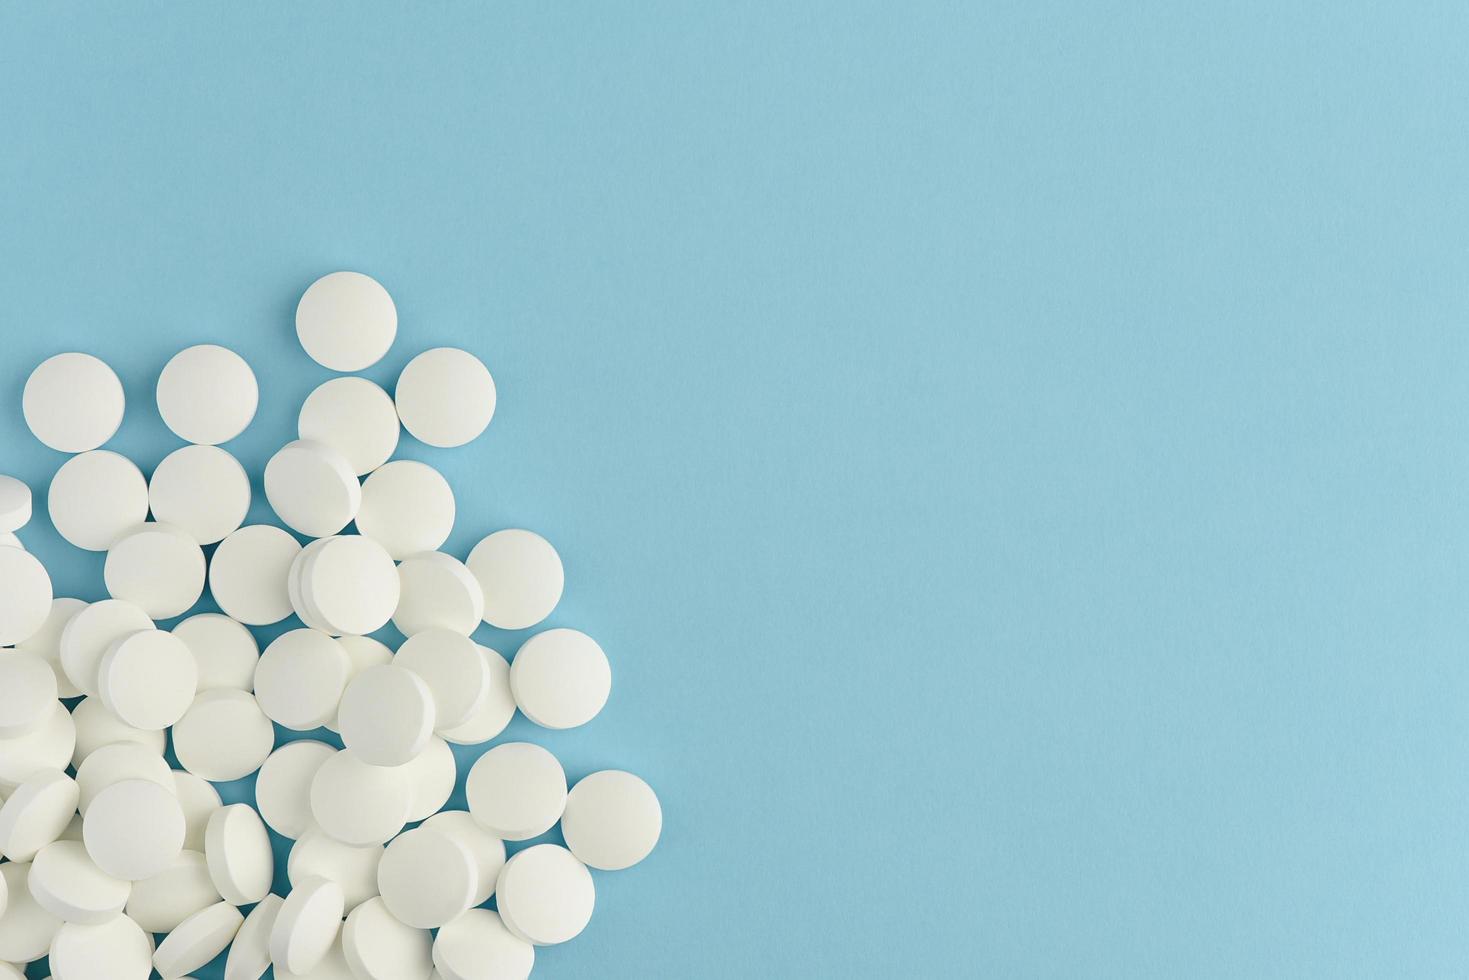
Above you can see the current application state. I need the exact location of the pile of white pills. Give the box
[0,271,661,980]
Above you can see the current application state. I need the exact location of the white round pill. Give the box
[75,740,174,813]
[156,344,258,445]
[172,771,220,852]
[205,803,273,905]
[0,861,61,962]
[97,629,198,730]
[171,688,275,781]
[265,439,362,538]
[393,552,484,637]
[467,530,564,630]
[59,598,153,697]
[296,271,398,372]
[173,613,259,692]
[126,849,220,933]
[509,628,611,730]
[299,377,401,476]
[16,597,87,698]
[395,347,496,448]
[354,460,454,560]
[209,524,302,626]
[338,665,434,767]
[399,735,457,823]
[288,828,383,911]
[28,839,131,924]
[23,352,125,453]
[48,449,149,551]
[148,444,251,544]
[0,650,57,736]
[309,750,412,847]
[69,695,165,769]
[494,844,595,946]
[0,700,75,791]
[421,810,505,905]
[225,892,282,980]
[0,768,78,863]
[465,743,566,842]
[0,546,52,647]
[257,740,336,839]
[438,646,516,746]
[0,475,31,533]
[153,899,244,979]
[48,913,153,980]
[103,522,205,619]
[378,825,477,929]
[326,634,394,732]
[342,896,433,980]
[277,930,356,980]
[270,874,345,975]
[256,628,351,731]
[82,777,185,881]
[432,908,533,980]
[303,534,399,636]
[562,770,663,871]
[396,628,490,731]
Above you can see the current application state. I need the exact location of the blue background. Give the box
[1,2,1465,977]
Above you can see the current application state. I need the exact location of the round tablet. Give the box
[0,769,79,862]
[257,740,336,839]
[342,896,433,980]
[173,771,221,851]
[464,743,566,842]
[225,893,282,980]
[75,740,174,813]
[265,440,361,538]
[23,352,125,453]
[256,629,351,730]
[432,908,534,980]
[0,474,31,533]
[82,778,185,881]
[399,735,457,823]
[209,524,301,625]
[304,535,399,636]
[48,449,149,551]
[0,650,57,736]
[395,348,496,448]
[439,646,516,745]
[467,530,564,630]
[494,844,595,946]
[354,460,454,560]
[0,546,52,646]
[204,804,273,904]
[48,913,152,980]
[16,597,88,698]
[299,377,401,476]
[0,861,61,962]
[148,444,251,544]
[173,613,259,692]
[69,695,165,769]
[104,523,205,619]
[288,828,383,910]
[396,628,490,730]
[156,344,258,445]
[276,930,356,980]
[58,598,153,698]
[296,271,397,372]
[0,700,75,791]
[97,629,198,730]
[393,552,484,637]
[309,750,412,847]
[510,628,611,730]
[326,634,394,732]
[562,770,663,871]
[171,688,274,781]
[421,810,506,905]
[338,665,434,766]
[29,839,131,924]
[270,874,345,975]
[153,900,244,979]
[126,849,220,933]
[378,826,477,929]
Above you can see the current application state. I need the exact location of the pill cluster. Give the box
[0,271,661,980]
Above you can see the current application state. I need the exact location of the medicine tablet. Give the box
[338,665,435,767]
[296,271,397,372]
[48,449,149,551]
[23,352,125,453]
[467,530,564,630]
[420,810,506,905]
[561,770,663,870]
[0,700,76,791]
[174,771,221,851]
[171,688,275,781]
[287,828,383,911]
[432,908,534,980]
[58,599,154,699]
[0,769,79,862]
[265,439,361,538]
[69,695,165,769]
[48,913,153,980]
[75,740,174,813]
[209,524,302,626]
[103,522,206,619]
[510,628,611,730]
[395,347,497,448]
[205,803,273,905]
[82,777,185,881]
[299,377,401,476]
[126,849,220,933]
[173,613,259,692]
[354,460,455,560]
[257,740,336,839]
[0,474,31,532]
[277,930,356,980]
[97,629,199,730]
[393,552,484,637]
[225,893,283,980]
[493,844,595,946]
[270,874,345,975]
[156,344,258,445]
[256,628,351,731]
[327,634,394,731]
[15,597,88,698]
[153,900,244,979]
[309,750,412,847]
[399,735,457,823]
[303,535,399,636]
[0,650,57,736]
[396,628,490,730]
[465,743,566,842]
[0,546,52,647]
[0,861,62,962]
[28,839,131,924]
[377,826,477,929]
[342,896,433,980]
[148,444,251,544]
[439,646,516,746]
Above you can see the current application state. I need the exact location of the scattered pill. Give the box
[68,695,165,769]
[299,534,400,636]
[465,742,567,842]
[153,899,244,979]
[0,861,62,963]
[256,740,337,839]
[48,449,149,551]
[97,628,199,730]
[16,597,88,698]
[420,810,505,905]
[270,873,345,975]
[327,634,394,732]
[205,803,274,905]
[438,645,517,746]
[255,628,351,730]
[148,444,252,544]
[265,439,362,538]
[296,271,397,372]
[396,628,491,730]
[342,895,433,980]
[23,352,125,453]
[353,459,455,560]
[0,474,32,532]
[0,700,76,791]
[48,912,153,980]
[209,524,302,626]
[58,598,154,698]
[561,769,663,871]
[125,849,220,933]
[510,627,611,730]
[394,551,484,636]
[299,376,401,476]
[468,529,565,630]
[0,546,53,647]
[28,839,131,925]
[156,343,259,445]
[103,522,206,619]
[494,844,595,946]
[338,664,435,767]
[172,612,259,693]
[82,777,186,881]
[378,825,477,929]
[310,749,412,847]
[225,893,283,980]
[432,908,534,980]
[0,650,58,737]
[399,735,458,823]
[0,769,79,863]
[396,347,497,448]
[171,688,275,781]
[75,740,174,814]
[287,828,383,911]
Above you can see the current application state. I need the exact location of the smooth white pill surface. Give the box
[173,613,259,692]
[0,700,76,791]
[156,344,259,445]
[174,771,222,851]
[97,629,198,730]
[256,628,351,731]
[103,522,205,619]
[299,377,401,476]
[378,826,478,929]
[0,768,79,863]
[561,770,663,871]
[153,899,244,979]
[467,530,564,631]
[395,347,496,448]
[82,777,186,881]
[0,861,61,962]
[303,534,399,636]
[342,895,433,980]
[256,740,336,839]
[69,695,165,768]
[396,628,490,731]
[309,750,412,847]
[354,460,455,560]
[338,665,435,767]
[205,803,273,905]
[171,688,275,781]
[296,271,398,372]
[439,646,516,746]
[28,839,131,924]
[265,439,362,538]
[48,913,153,980]
[276,930,356,980]
[494,844,595,946]
[15,596,87,698]
[393,552,484,637]
[209,524,302,626]
[399,735,457,823]
[24,352,125,453]
[432,908,534,980]
[48,449,149,551]
[0,474,32,533]
[421,810,505,905]
[75,740,174,813]
[58,598,153,698]
[126,849,220,933]
[0,546,52,647]
[287,828,383,911]
[0,651,57,736]
[148,444,251,544]
[465,743,566,842]
[510,628,611,730]
[327,634,394,732]
[270,874,345,975]
[225,892,282,980]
